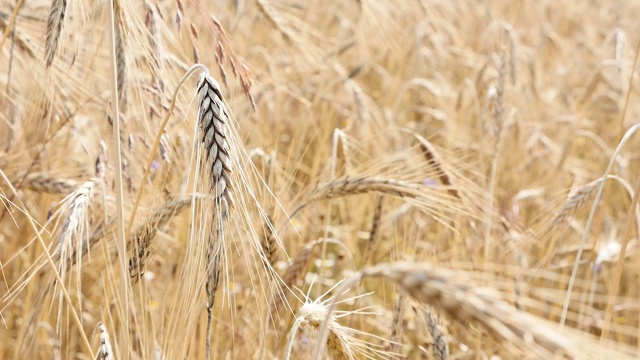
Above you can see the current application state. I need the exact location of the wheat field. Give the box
[2,0,640,359]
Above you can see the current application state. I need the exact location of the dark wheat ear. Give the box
[45,0,68,68]
[197,73,234,219]
[197,72,235,360]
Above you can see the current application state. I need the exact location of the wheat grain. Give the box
[44,0,67,68]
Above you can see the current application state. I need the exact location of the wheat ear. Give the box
[16,172,78,194]
[290,176,461,221]
[552,178,602,225]
[284,301,354,360]
[96,322,115,360]
[414,134,460,199]
[197,72,234,359]
[261,212,277,267]
[315,262,635,360]
[44,0,67,67]
[421,307,449,360]
[128,196,196,282]
[114,1,127,112]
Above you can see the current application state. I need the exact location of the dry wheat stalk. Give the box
[44,0,67,67]
[338,262,636,360]
[0,14,34,58]
[96,322,114,360]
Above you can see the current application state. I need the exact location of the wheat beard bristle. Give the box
[197,73,234,219]
[45,0,68,68]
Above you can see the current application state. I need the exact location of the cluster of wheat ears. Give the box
[2,0,640,359]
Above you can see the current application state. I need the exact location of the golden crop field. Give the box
[1,0,640,359]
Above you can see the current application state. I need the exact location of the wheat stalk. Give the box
[44,0,67,67]
[0,13,34,57]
